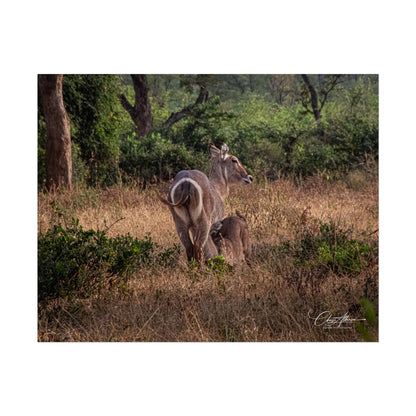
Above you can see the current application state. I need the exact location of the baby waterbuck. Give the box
[160,143,252,262]
[210,213,251,266]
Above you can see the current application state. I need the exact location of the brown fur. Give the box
[210,213,251,266]
[161,143,252,263]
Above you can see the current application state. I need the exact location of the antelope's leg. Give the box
[204,235,219,260]
[192,223,214,262]
[173,219,194,261]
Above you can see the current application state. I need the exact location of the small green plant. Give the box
[186,255,232,284]
[356,298,378,342]
[186,258,201,281]
[222,325,236,342]
[206,255,233,292]
[206,255,233,276]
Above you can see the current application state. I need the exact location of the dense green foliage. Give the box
[119,132,208,185]
[279,220,376,275]
[62,75,126,186]
[38,74,378,187]
[38,216,180,302]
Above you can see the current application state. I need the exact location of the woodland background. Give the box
[38,74,378,189]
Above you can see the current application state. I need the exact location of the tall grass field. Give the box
[38,173,378,342]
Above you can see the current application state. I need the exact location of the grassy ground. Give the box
[38,174,378,342]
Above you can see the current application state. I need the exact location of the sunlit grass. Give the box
[38,175,378,342]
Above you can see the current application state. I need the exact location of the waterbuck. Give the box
[210,213,251,266]
[160,143,252,262]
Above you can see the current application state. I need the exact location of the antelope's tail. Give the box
[158,193,174,206]
[158,180,192,207]
[235,210,247,222]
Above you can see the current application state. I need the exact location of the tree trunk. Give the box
[38,74,72,190]
[301,74,322,122]
[249,74,256,93]
[119,74,153,138]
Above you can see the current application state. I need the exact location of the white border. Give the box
[2,1,416,415]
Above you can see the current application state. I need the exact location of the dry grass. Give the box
[38,175,378,342]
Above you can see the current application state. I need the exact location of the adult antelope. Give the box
[160,143,252,262]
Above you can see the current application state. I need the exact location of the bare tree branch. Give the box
[103,217,126,232]
[163,85,209,128]
[319,74,344,111]
[118,93,135,118]
[301,74,345,122]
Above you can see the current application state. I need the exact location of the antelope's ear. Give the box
[220,143,229,160]
[210,221,223,234]
[209,143,220,158]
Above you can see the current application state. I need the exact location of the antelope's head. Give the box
[209,143,253,185]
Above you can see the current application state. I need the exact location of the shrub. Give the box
[167,96,236,152]
[71,142,89,187]
[38,218,180,302]
[323,79,379,171]
[119,132,207,184]
[290,141,339,177]
[282,220,376,275]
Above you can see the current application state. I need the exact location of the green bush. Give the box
[120,132,207,184]
[225,91,378,179]
[323,79,378,169]
[290,141,339,177]
[167,96,236,152]
[38,218,180,302]
[282,220,375,275]
[71,142,89,186]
